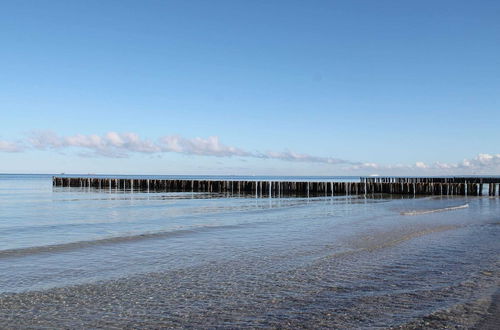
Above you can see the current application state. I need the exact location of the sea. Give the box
[0,174,498,328]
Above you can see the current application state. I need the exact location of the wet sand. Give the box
[474,291,500,330]
[396,290,500,329]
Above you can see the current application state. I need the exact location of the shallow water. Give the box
[0,174,498,327]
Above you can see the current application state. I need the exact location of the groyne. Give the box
[52,177,500,197]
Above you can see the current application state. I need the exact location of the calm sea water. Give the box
[0,174,499,327]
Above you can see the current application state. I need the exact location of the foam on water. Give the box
[401,203,469,216]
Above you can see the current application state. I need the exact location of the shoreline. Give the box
[474,290,500,330]
[394,289,500,329]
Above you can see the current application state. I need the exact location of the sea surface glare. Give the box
[0,174,499,328]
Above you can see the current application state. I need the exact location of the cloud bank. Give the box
[348,153,500,173]
[24,131,354,165]
[260,150,348,165]
[1,131,499,174]
[26,131,253,158]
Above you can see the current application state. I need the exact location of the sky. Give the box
[1,0,499,175]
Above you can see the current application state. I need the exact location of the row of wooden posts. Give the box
[362,177,500,184]
[52,177,500,197]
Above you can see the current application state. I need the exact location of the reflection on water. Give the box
[0,175,498,328]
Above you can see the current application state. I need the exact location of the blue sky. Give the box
[1,0,499,175]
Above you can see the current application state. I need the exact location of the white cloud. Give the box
[25,131,253,159]
[2,131,500,174]
[0,140,24,152]
[347,162,379,170]
[457,153,500,171]
[346,154,500,173]
[261,150,350,165]
[28,130,64,149]
[420,153,500,173]
[415,161,428,169]
[25,131,350,163]
[28,131,160,157]
[432,162,454,169]
[159,135,250,157]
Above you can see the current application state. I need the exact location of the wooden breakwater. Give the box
[362,177,500,196]
[52,177,500,197]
